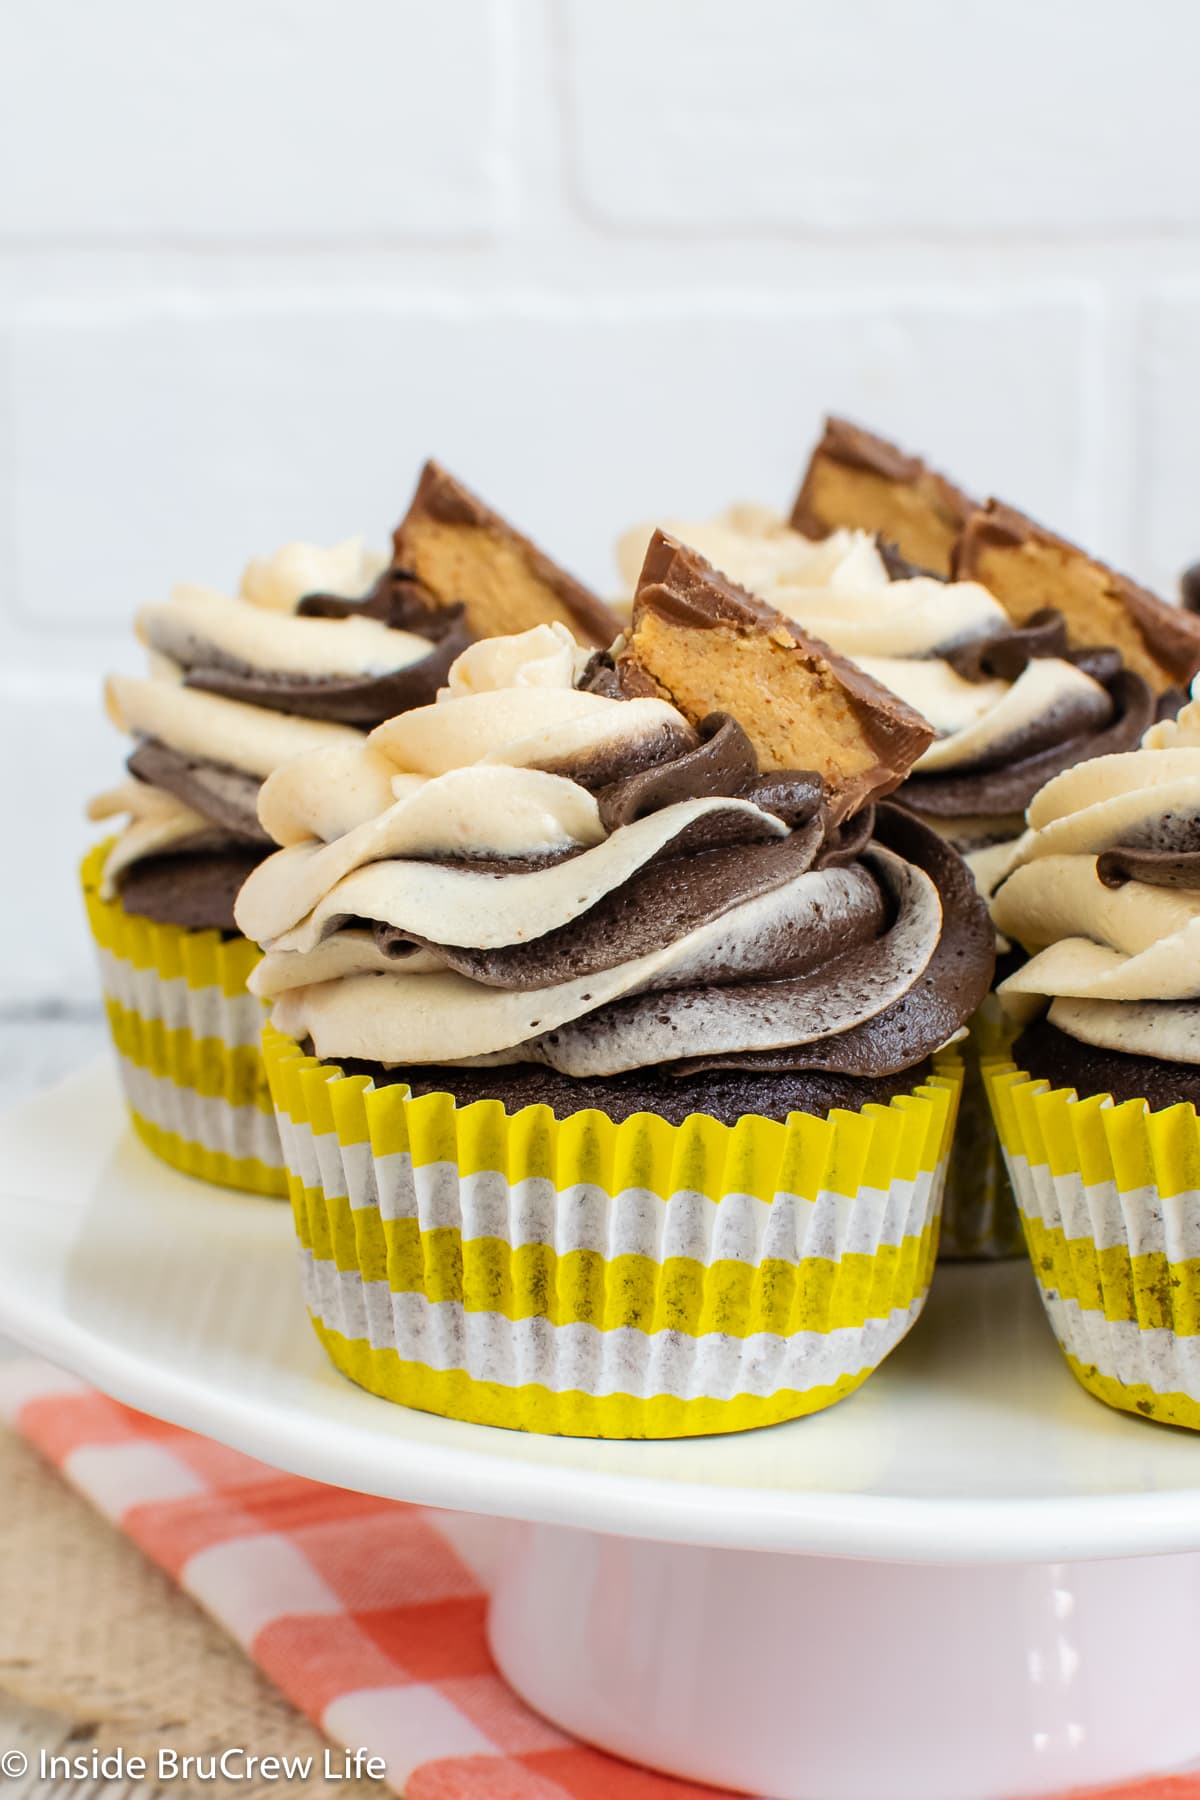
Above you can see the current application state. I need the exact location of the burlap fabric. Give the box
[0,1426,390,1800]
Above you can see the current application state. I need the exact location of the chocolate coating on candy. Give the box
[790,417,973,574]
[622,531,935,822]
[954,499,1200,692]
[393,460,620,649]
[793,418,1200,692]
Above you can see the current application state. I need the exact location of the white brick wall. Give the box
[2,0,1199,1004]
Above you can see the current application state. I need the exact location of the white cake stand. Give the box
[2,1064,1198,1800]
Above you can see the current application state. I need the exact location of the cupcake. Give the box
[620,419,1200,1258]
[242,532,993,1437]
[86,464,615,1197]
[985,694,1200,1429]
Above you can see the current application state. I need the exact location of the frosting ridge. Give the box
[992,695,1200,1061]
[239,624,994,1081]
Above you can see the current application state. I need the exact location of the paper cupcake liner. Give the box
[985,1054,1200,1431]
[938,1002,1023,1261]
[81,843,287,1197]
[263,1025,962,1438]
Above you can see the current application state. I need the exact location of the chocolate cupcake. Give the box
[245,539,993,1438]
[620,431,1198,1260]
[986,697,1200,1430]
[85,469,615,1196]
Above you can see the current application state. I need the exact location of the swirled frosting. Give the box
[89,537,473,917]
[618,509,1156,891]
[236,623,993,1081]
[992,695,1200,1062]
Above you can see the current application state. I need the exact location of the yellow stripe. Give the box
[105,995,274,1115]
[264,1025,961,1206]
[309,1316,879,1438]
[1062,1351,1200,1433]
[984,1056,1200,1201]
[81,842,261,998]
[128,1109,288,1198]
[1020,1212,1200,1336]
[295,1193,936,1337]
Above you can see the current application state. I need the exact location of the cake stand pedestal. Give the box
[490,1531,1200,1800]
[2,1065,1199,1800]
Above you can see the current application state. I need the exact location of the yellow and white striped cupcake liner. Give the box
[81,843,287,1197]
[264,1025,961,1438]
[985,1057,1200,1431]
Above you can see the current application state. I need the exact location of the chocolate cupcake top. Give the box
[618,510,1156,890]
[992,696,1200,1065]
[87,535,466,911]
[236,617,993,1084]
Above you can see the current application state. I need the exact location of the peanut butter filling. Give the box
[619,531,933,822]
[791,418,1200,693]
[953,502,1200,692]
[790,417,971,576]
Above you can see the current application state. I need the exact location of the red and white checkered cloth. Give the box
[1,1359,1196,1800]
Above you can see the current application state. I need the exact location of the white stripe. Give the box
[1037,1291,1200,1404]
[117,1055,285,1170]
[291,1124,939,1263]
[98,946,267,1048]
[298,1252,926,1403]
[1007,1151,1200,1264]
[64,1442,207,1519]
[184,1535,344,1648]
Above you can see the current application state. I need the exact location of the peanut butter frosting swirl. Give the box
[618,509,1155,890]
[89,537,471,908]
[992,695,1200,1063]
[237,624,993,1080]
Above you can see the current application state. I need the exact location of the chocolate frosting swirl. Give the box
[1096,844,1200,890]
[183,570,473,725]
[184,629,470,726]
[596,712,760,829]
[126,739,270,845]
[903,668,1156,819]
[675,805,993,1078]
[94,538,483,925]
[992,695,1200,1066]
[243,627,995,1083]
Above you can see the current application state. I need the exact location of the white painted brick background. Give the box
[1,0,1198,1005]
